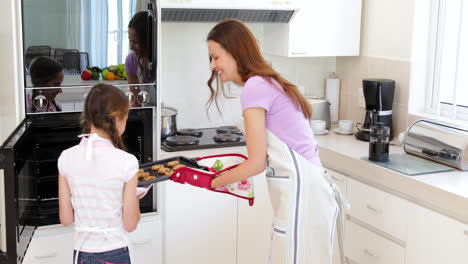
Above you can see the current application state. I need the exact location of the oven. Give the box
[0,108,156,263]
[0,1,160,262]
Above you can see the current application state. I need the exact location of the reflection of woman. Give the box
[126,11,152,106]
[27,56,64,112]
[204,19,344,263]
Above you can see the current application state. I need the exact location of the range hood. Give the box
[160,0,297,23]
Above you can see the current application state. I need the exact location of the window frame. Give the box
[421,0,468,122]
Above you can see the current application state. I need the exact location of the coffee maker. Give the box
[355,78,395,142]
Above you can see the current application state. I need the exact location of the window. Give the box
[425,0,468,121]
[107,0,135,66]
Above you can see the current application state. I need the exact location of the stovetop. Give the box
[161,126,246,152]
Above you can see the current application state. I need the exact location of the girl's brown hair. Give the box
[206,19,311,119]
[81,84,130,150]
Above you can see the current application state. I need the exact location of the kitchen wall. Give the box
[161,22,336,129]
[336,0,414,136]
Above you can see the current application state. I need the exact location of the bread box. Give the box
[402,119,468,170]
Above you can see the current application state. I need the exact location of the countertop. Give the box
[316,127,468,225]
[160,128,468,225]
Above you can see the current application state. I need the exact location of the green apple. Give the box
[101,69,109,80]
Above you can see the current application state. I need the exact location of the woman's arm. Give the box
[211,107,267,187]
[59,173,74,226]
[122,174,141,232]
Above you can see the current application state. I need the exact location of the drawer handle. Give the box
[291,52,307,55]
[364,249,379,258]
[34,252,57,259]
[331,175,344,182]
[366,204,382,214]
[132,238,152,245]
[464,230,468,236]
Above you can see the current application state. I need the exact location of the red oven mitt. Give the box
[170,167,213,189]
[169,154,255,206]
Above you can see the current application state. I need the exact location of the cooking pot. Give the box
[161,107,178,138]
[306,96,331,129]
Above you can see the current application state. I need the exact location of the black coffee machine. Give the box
[355,78,395,142]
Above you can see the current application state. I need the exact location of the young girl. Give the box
[27,56,64,112]
[204,19,345,264]
[58,83,141,264]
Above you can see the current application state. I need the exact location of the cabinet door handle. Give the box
[132,238,152,245]
[363,249,379,258]
[34,252,57,259]
[331,175,344,183]
[366,204,383,214]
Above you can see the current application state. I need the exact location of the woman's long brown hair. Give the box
[128,11,149,81]
[81,84,130,150]
[206,19,311,119]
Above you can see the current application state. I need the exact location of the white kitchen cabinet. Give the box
[263,0,362,57]
[22,225,73,264]
[345,220,405,264]
[22,214,162,264]
[406,203,468,264]
[163,181,237,264]
[129,214,163,264]
[347,177,408,242]
[237,171,273,264]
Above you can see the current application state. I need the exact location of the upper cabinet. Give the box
[263,0,362,57]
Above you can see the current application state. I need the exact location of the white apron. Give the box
[73,134,135,264]
[265,130,346,264]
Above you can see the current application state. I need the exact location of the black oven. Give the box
[0,108,155,263]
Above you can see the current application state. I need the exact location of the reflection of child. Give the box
[27,56,64,112]
[58,84,141,264]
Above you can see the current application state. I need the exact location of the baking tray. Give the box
[138,156,208,186]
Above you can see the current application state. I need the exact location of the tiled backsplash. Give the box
[161,23,336,128]
[336,56,411,137]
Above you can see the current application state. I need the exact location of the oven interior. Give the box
[12,109,155,227]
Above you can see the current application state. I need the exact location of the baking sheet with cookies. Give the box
[137,156,208,186]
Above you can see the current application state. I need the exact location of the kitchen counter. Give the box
[316,128,468,225]
[160,128,468,224]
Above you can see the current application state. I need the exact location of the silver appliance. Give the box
[402,119,468,170]
[306,96,331,130]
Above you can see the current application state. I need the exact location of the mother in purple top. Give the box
[125,11,151,106]
[201,19,344,264]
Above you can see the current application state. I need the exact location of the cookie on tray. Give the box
[167,160,180,167]
[151,164,164,171]
[157,167,171,175]
[143,175,156,181]
[172,164,186,170]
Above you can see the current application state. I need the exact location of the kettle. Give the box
[306,96,331,129]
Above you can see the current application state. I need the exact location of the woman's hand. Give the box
[211,107,267,187]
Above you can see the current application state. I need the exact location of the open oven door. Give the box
[0,109,155,264]
[1,118,38,264]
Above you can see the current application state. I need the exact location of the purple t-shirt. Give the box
[125,52,150,83]
[241,76,322,168]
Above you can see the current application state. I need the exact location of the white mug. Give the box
[310,120,326,132]
[338,120,354,132]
